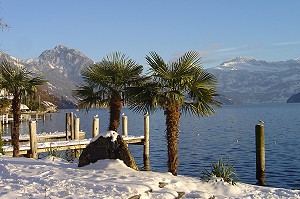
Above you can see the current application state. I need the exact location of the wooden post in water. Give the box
[42,114,46,123]
[122,114,128,136]
[65,113,70,140]
[74,117,81,157]
[70,112,74,140]
[256,121,266,186]
[92,117,99,138]
[5,113,8,124]
[143,113,150,171]
[29,120,38,159]
[74,118,80,140]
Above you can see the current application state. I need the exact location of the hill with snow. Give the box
[208,57,300,103]
[0,45,93,106]
[2,47,300,104]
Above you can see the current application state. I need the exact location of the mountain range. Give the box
[0,45,93,107]
[1,45,300,106]
[207,57,300,103]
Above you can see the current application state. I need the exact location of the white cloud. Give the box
[271,41,300,46]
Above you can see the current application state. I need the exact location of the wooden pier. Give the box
[1,136,145,155]
[1,112,150,170]
[2,131,86,144]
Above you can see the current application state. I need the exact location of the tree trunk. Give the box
[11,96,21,157]
[165,103,180,175]
[108,97,122,132]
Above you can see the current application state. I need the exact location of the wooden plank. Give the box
[2,136,145,155]
[3,132,86,144]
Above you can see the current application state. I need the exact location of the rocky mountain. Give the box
[207,57,300,103]
[0,45,94,107]
[2,46,300,106]
[25,45,94,104]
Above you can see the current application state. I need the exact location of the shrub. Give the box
[201,158,238,185]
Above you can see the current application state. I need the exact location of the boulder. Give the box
[78,131,139,170]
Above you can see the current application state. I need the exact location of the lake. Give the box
[2,103,300,190]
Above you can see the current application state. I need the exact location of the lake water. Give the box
[2,103,300,190]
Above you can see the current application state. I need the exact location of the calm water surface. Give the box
[3,103,300,190]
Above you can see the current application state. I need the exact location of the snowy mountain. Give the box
[25,45,94,103]
[208,57,300,103]
[0,45,93,106]
[2,47,300,105]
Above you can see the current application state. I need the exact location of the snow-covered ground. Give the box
[0,155,299,199]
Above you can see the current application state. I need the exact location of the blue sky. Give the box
[1,0,300,69]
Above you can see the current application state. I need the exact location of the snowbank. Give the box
[0,155,299,198]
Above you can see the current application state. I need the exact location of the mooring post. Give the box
[5,113,8,124]
[256,121,266,186]
[29,120,38,159]
[70,112,74,140]
[122,114,128,136]
[74,117,80,140]
[143,113,150,171]
[65,113,69,140]
[92,116,99,138]
[42,114,46,123]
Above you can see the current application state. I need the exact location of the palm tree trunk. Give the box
[108,97,122,132]
[11,96,21,157]
[165,103,180,175]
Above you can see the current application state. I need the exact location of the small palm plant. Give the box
[201,158,238,185]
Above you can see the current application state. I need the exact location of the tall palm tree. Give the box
[74,52,145,132]
[0,61,46,156]
[126,51,221,175]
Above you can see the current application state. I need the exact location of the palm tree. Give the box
[0,61,46,156]
[126,51,221,175]
[74,52,145,132]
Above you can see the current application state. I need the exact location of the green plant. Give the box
[201,158,238,185]
[47,147,60,157]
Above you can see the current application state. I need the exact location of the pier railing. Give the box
[1,112,150,170]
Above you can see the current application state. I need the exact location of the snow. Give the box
[91,130,119,142]
[0,155,299,199]
[215,57,294,72]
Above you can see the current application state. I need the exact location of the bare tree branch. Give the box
[0,18,10,31]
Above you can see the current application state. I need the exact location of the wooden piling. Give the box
[143,113,150,171]
[122,114,128,136]
[29,121,38,159]
[65,113,69,140]
[92,117,99,138]
[70,112,74,140]
[43,114,46,122]
[255,122,266,186]
[74,118,80,140]
[5,113,8,124]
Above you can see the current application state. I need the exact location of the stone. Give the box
[78,132,139,171]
